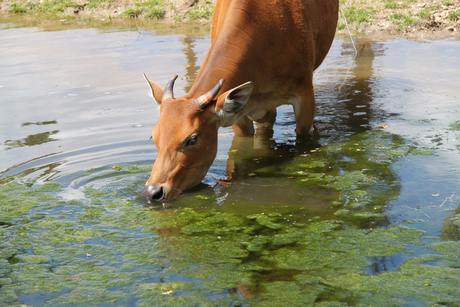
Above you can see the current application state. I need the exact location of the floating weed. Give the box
[0,182,62,221]
[255,130,413,227]
[1,129,457,305]
[411,148,435,155]
[450,120,460,131]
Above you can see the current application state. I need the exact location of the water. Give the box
[1,17,460,306]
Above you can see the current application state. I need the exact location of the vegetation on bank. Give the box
[338,0,459,34]
[1,0,459,34]
[3,0,215,22]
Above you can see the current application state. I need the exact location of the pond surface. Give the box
[1,17,460,306]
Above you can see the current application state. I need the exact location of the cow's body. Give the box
[143,0,339,201]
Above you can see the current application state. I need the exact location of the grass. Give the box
[8,0,176,21]
[391,12,417,28]
[140,0,165,19]
[9,5,28,13]
[145,7,164,19]
[449,10,460,22]
[121,7,143,18]
[384,0,411,9]
[5,0,460,30]
[342,6,371,26]
[87,0,114,9]
[185,7,213,20]
[9,0,80,14]
[121,0,164,19]
[418,8,430,19]
[384,0,398,9]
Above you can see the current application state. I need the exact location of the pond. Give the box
[1,16,460,306]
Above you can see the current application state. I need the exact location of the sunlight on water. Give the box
[1,17,460,306]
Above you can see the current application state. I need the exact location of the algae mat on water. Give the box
[1,130,459,306]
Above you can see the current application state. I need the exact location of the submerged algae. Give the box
[1,129,458,306]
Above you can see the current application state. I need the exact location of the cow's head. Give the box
[142,74,253,202]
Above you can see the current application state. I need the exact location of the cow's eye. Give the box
[185,135,198,147]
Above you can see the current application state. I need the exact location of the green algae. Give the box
[1,129,459,306]
[450,120,460,131]
[0,179,456,306]
[254,130,411,228]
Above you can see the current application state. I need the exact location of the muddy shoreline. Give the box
[1,0,459,39]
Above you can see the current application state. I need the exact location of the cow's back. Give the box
[211,0,338,72]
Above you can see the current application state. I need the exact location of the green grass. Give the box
[9,0,80,14]
[86,0,114,9]
[449,10,459,22]
[384,0,415,9]
[121,0,165,19]
[8,0,165,19]
[8,5,28,13]
[185,5,214,20]
[418,8,430,19]
[145,7,164,19]
[342,6,371,25]
[384,0,398,9]
[121,7,143,18]
[390,12,417,29]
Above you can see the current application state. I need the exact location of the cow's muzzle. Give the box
[143,185,166,202]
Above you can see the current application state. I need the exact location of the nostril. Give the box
[143,185,165,201]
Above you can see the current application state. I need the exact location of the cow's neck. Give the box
[187,3,256,100]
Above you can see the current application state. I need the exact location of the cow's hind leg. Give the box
[292,82,316,135]
[232,115,255,137]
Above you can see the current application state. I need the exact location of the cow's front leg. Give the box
[292,83,316,135]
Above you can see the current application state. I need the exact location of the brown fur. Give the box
[143,0,339,201]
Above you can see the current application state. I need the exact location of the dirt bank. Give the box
[337,0,460,39]
[1,0,459,38]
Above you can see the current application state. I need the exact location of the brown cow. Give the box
[143,0,339,201]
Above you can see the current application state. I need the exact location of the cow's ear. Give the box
[143,74,164,104]
[215,81,253,125]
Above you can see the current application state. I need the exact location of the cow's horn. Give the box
[196,79,224,109]
[163,75,178,101]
